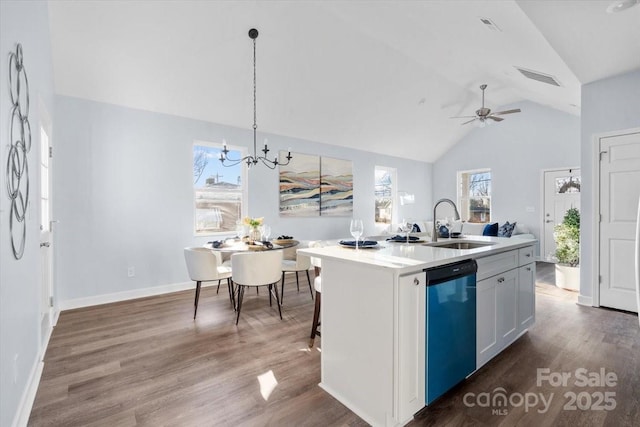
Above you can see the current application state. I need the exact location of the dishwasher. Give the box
[424,259,477,405]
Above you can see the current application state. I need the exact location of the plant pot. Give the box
[555,264,580,291]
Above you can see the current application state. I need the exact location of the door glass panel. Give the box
[555,176,581,193]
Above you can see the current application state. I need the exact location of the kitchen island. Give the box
[298,236,536,427]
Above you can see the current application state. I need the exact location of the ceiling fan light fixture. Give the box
[606,0,639,13]
[450,84,521,127]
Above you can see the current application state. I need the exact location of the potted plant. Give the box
[554,207,580,290]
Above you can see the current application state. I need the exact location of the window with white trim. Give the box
[458,169,491,223]
[375,166,396,225]
[193,141,247,235]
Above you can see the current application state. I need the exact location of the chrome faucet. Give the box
[431,198,461,242]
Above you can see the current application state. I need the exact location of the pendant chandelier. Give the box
[219,28,292,169]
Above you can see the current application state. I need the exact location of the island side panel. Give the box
[320,258,396,426]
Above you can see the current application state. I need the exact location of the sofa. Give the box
[368,220,535,241]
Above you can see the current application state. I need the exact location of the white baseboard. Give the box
[577,294,593,306]
[58,281,199,311]
[13,280,214,426]
[11,356,44,427]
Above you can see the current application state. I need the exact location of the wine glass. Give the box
[261,224,271,242]
[350,219,364,250]
[400,218,412,244]
[235,219,245,240]
[443,217,454,238]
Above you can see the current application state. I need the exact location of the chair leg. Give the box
[227,278,235,310]
[194,281,202,319]
[216,279,221,294]
[306,270,313,300]
[309,290,321,347]
[268,284,272,307]
[295,271,300,291]
[280,272,286,303]
[273,282,283,320]
[235,285,245,325]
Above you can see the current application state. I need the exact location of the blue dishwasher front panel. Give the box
[425,260,477,405]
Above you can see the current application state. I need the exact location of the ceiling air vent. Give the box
[479,17,501,31]
[516,67,562,87]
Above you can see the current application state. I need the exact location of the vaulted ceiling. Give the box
[48,0,640,162]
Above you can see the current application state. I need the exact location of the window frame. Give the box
[374,165,397,226]
[193,140,248,237]
[457,168,492,223]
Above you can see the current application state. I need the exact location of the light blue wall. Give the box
[53,96,432,303]
[580,69,640,301]
[0,1,54,426]
[432,101,581,255]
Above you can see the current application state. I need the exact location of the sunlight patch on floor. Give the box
[257,370,278,401]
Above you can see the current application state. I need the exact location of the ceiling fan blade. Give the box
[461,118,477,125]
[450,115,477,119]
[487,116,504,122]
[492,108,521,116]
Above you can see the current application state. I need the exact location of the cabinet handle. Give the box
[497,277,505,283]
[525,253,531,257]
[526,267,532,272]
[414,278,420,286]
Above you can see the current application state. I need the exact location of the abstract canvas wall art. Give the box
[320,157,353,216]
[279,152,320,216]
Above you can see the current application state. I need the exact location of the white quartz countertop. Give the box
[298,236,537,274]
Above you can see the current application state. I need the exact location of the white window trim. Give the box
[457,168,491,223]
[193,140,248,236]
[375,165,397,226]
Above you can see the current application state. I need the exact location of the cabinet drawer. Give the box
[518,246,535,266]
[476,250,518,281]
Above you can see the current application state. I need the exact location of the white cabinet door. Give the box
[477,268,520,368]
[477,276,498,368]
[398,272,426,421]
[496,269,518,346]
[518,263,536,331]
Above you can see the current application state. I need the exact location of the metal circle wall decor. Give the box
[7,43,31,260]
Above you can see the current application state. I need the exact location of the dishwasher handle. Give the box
[423,259,478,286]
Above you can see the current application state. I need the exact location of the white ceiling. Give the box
[47,0,640,162]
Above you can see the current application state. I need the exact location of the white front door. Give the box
[542,168,580,261]
[39,117,54,349]
[599,130,640,312]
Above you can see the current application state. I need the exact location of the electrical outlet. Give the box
[127,266,135,278]
[13,354,18,384]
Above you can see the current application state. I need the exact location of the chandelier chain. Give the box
[219,28,292,169]
[253,37,257,132]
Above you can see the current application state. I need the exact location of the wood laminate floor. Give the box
[29,263,640,426]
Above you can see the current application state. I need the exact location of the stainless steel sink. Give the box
[422,240,496,250]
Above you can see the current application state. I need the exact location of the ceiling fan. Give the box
[451,84,521,127]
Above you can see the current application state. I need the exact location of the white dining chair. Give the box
[231,250,284,325]
[281,248,313,302]
[184,247,233,319]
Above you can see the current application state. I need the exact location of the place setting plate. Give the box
[385,235,425,244]
[339,240,379,249]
